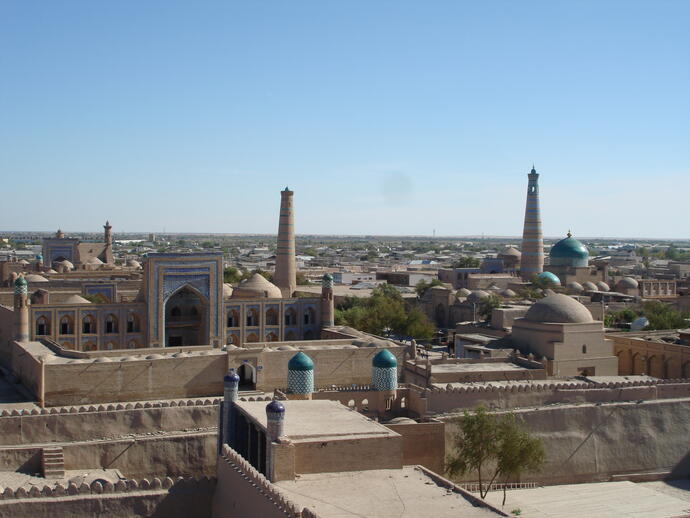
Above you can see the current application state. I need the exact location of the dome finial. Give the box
[531,163,536,174]
[567,229,572,238]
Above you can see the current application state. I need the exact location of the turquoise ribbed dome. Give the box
[14,276,27,287]
[372,349,397,368]
[537,271,561,286]
[549,233,589,267]
[288,351,314,371]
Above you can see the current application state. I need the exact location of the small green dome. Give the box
[549,233,589,267]
[372,349,397,368]
[322,273,333,281]
[288,351,314,371]
[537,271,561,286]
[14,276,27,287]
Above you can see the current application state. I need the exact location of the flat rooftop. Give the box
[431,362,530,374]
[234,400,398,442]
[482,480,690,518]
[275,466,501,518]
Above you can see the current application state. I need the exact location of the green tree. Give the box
[641,301,690,330]
[223,266,243,284]
[478,293,502,320]
[296,272,311,285]
[447,406,546,502]
[452,256,481,268]
[415,278,443,297]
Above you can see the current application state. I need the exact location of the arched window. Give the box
[227,310,239,328]
[105,314,118,334]
[127,314,140,333]
[266,332,278,342]
[127,340,138,349]
[170,306,181,318]
[246,308,259,327]
[246,332,259,343]
[285,330,297,341]
[190,306,199,317]
[229,334,240,346]
[82,315,96,334]
[59,316,73,335]
[304,307,316,325]
[285,307,297,326]
[83,342,97,351]
[265,307,278,326]
[582,345,587,354]
[36,316,49,336]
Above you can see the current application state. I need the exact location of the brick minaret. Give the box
[102,220,114,264]
[320,273,334,329]
[274,188,296,298]
[520,166,544,280]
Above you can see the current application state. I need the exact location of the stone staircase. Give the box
[41,446,65,479]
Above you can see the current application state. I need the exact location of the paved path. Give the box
[482,480,690,518]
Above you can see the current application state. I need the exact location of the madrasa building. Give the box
[0,188,333,352]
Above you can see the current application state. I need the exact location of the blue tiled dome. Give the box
[14,276,27,287]
[224,370,240,383]
[288,352,314,371]
[372,349,397,368]
[549,233,589,267]
[537,271,561,286]
[266,400,285,414]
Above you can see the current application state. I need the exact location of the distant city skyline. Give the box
[1,1,688,238]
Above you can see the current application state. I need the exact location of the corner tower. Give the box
[13,275,29,342]
[274,187,296,298]
[520,165,544,280]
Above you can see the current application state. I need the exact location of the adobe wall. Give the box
[386,420,445,474]
[0,476,215,518]
[423,379,690,414]
[230,344,407,392]
[610,333,690,378]
[293,435,403,475]
[212,445,318,518]
[42,352,226,405]
[0,401,219,445]
[442,397,690,485]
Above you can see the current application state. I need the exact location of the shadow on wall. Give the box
[669,451,690,480]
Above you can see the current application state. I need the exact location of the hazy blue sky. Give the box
[1,1,688,238]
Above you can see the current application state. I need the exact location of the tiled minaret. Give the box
[274,188,296,298]
[321,273,334,328]
[13,275,29,342]
[520,166,544,280]
[103,220,114,264]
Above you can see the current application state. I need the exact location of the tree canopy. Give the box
[447,406,545,505]
[335,284,434,340]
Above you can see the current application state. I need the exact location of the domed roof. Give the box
[86,257,103,265]
[222,283,234,299]
[288,351,314,371]
[596,281,610,292]
[224,369,240,383]
[616,277,639,289]
[549,233,589,267]
[62,294,91,304]
[524,294,593,324]
[500,288,517,298]
[373,349,398,368]
[467,290,489,303]
[488,284,501,292]
[582,281,598,291]
[56,259,74,270]
[126,259,141,268]
[323,273,333,281]
[231,273,282,299]
[24,274,48,283]
[18,259,30,265]
[266,400,285,414]
[566,281,584,294]
[457,288,472,297]
[14,275,27,287]
[499,246,522,258]
[537,271,561,286]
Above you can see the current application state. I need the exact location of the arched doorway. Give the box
[237,364,256,390]
[164,285,209,347]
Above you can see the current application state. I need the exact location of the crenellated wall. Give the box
[0,475,215,518]
[212,444,321,518]
[419,378,690,414]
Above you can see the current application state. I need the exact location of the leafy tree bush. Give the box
[451,257,481,268]
[447,406,545,505]
[335,284,434,340]
[415,278,443,297]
